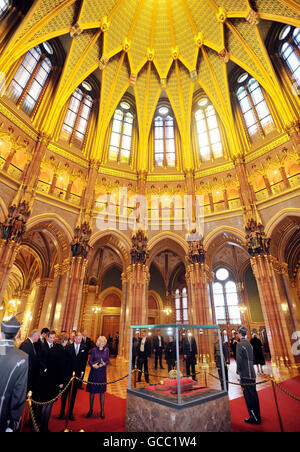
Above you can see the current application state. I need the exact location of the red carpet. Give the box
[48,389,126,432]
[229,375,300,432]
[23,375,300,432]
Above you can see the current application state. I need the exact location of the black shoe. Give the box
[69,414,75,421]
[56,413,65,420]
[100,412,105,420]
[244,417,261,425]
[86,410,93,418]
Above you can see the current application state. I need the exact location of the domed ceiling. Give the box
[1,0,300,169]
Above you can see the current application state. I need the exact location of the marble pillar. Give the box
[186,262,214,367]
[61,256,88,333]
[250,254,298,376]
[122,263,150,361]
[0,239,20,302]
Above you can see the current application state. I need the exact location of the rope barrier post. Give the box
[19,390,32,432]
[64,373,75,432]
[204,370,207,388]
[271,379,284,432]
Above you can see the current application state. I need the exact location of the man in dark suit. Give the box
[80,329,91,389]
[153,329,165,370]
[182,330,198,381]
[132,332,140,369]
[19,330,41,397]
[39,330,56,374]
[59,332,87,421]
[34,327,50,355]
[81,329,92,352]
[137,330,151,383]
[236,326,261,425]
[0,315,28,432]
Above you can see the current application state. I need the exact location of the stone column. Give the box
[49,172,58,195]
[122,263,150,361]
[185,240,214,367]
[234,157,257,216]
[61,222,92,333]
[32,278,53,329]
[279,166,291,189]
[246,219,298,377]
[122,229,150,360]
[61,256,89,333]
[0,239,20,302]
[117,272,128,360]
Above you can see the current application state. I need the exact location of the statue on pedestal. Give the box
[130,229,149,264]
[70,221,92,258]
[0,201,30,243]
[186,240,205,265]
[245,219,270,257]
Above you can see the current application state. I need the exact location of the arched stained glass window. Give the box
[279,26,300,88]
[154,106,176,168]
[61,83,94,147]
[195,98,223,162]
[7,44,52,116]
[236,74,275,141]
[108,101,134,164]
[213,268,241,325]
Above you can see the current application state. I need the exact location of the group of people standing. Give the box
[215,327,265,425]
[132,329,199,383]
[1,316,266,432]
[0,317,111,432]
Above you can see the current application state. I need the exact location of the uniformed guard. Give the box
[236,326,262,425]
[0,315,28,432]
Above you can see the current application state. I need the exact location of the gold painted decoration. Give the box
[219,48,230,63]
[147,48,155,62]
[100,16,111,32]
[122,38,131,53]
[99,56,109,70]
[171,47,179,60]
[246,9,260,25]
[70,23,82,38]
[216,7,227,23]
[194,32,204,48]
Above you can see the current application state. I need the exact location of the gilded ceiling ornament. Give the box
[160,78,167,88]
[246,9,259,25]
[171,47,179,60]
[190,70,197,82]
[147,48,155,61]
[194,32,204,48]
[219,48,229,63]
[100,16,110,32]
[99,56,108,70]
[129,73,137,87]
[122,38,131,52]
[216,7,227,23]
[70,23,82,38]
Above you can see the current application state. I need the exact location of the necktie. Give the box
[76,344,79,356]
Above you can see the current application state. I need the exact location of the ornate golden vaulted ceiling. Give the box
[1,0,300,170]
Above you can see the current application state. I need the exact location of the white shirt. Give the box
[140,337,146,352]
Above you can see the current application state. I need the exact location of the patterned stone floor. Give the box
[83,356,292,401]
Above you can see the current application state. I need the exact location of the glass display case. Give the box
[127,323,227,408]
